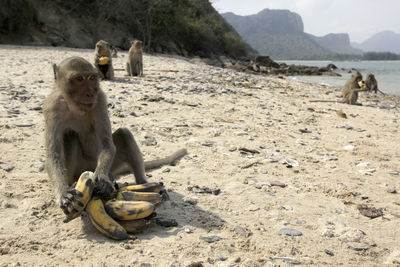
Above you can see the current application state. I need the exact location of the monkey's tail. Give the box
[144,148,187,171]
[309,100,342,103]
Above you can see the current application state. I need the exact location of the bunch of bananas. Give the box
[64,171,166,240]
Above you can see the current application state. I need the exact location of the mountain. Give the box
[0,0,253,59]
[309,33,362,55]
[353,31,400,54]
[222,9,361,59]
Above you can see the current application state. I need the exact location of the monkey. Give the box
[365,73,380,94]
[43,56,187,215]
[94,40,114,80]
[110,45,118,58]
[310,72,369,105]
[126,40,143,76]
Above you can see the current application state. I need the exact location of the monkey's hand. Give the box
[93,174,115,198]
[60,187,84,215]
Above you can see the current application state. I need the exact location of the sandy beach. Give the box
[0,45,399,266]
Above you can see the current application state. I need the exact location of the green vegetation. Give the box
[362,52,400,60]
[0,0,252,58]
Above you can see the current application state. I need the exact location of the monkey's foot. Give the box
[60,188,84,215]
[93,177,115,198]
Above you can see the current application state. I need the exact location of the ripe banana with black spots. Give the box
[116,219,152,233]
[116,191,163,205]
[118,182,164,193]
[64,171,95,223]
[104,200,155,220]
[86,198,130,240]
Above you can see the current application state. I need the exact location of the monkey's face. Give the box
[135,41,142,49]
[96,42,111,56]
[67,73,99,111]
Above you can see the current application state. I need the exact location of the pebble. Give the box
[233,226,246,236]
[347,242,370,251]
[387,188,397,194]
[343,145,355,151]
[200,235,221,243]
[279,228,303,236]
[216,254,227,261]
[324,249,334,256]
[0,163,15,172]
[388,170,399,176]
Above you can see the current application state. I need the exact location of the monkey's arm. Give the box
[44,114,69,203]
[93,101,116,196]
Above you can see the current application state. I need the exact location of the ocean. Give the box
[279,60,400,95]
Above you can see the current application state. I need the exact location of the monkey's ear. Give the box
[52,63,58,80]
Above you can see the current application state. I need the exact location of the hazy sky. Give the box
[211,0,400,43]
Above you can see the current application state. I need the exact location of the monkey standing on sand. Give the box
[126,40,143,76]
[44,57,186,215]
[94,40,114,80]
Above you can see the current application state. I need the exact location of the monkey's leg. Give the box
[110,128,147,184]
[126,62,131,76]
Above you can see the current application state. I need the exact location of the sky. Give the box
[211,0,400,43]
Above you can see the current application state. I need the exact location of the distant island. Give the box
[222,9,400,61]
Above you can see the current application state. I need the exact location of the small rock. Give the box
[357,204,383,219]
[343,145,355,151]
[200,235,221,243]
[0,163,14,172]
[234,226,246,236]
[387,188,397,194]
[388,170,399,176]
[270,181,287,188]
[325,249,334,256]
[347,242,370,251]
[279,228,303,236]
[184,227,192,233]
[283,158,299,168]
[187,262,203,267]
[216,254,227,261]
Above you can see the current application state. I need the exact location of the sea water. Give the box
[279,60,400,95]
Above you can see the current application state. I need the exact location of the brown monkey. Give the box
[44,57,186,215]
[365,73,379,93]
[126,40,143,76]
[110,45,118,58]
[310,72,368,105]
[341,71,369,104]
[94,40,114,80]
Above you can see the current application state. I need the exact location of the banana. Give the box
[64,171,95,223]
[116,219,152,233]
[104,200,155,220]
[116,191,163,205]
[118,182,164,193]
[86,198,130,240]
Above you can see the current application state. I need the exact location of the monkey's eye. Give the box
[89,75,96,81]
[75,76,84,81]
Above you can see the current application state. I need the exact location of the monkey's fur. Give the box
[310,72,368,105]
[365,73,379,93]
[94,40,114,80]
[126,40,143,76]
[44,57,187,215]
[110,45,118,58]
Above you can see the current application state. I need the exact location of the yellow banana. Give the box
[118,182,164,193]
[104,200,155,220]
[116,191,163,205]
[86,198,130,240]
[64,171,95,223]
[116,219,152,233]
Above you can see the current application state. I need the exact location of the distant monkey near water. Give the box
[126,40,143,76]
[44,56,187,215]
[310,71,369,105]
[365,73,379,93]
[94,40,114,80]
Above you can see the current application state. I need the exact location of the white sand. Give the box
[0,45,399,266]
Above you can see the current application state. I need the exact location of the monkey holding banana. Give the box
[44,56,186,215]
